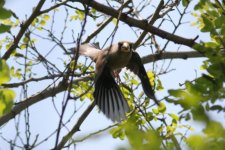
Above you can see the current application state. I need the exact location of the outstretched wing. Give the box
[94,66,130,122]
[126,52,159,105]
[67,43,101,61]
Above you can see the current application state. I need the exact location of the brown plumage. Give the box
[71,41,159,122]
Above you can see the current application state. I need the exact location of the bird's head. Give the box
[118,41,133,52]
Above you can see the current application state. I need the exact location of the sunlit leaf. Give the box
[40,20,46,26]
[152,108,159,115]
[43,14,50,21]
[156,79,164,91]
[112,18,118,25]
[187,135,204,149]
[158,102,166,113]
[110,126,125,140]
[0,59,10,84]
[0,89,15,115]
[203,121,225,138]
[147,71,155,87]
[169,113,179,121]
[130,79,138,85]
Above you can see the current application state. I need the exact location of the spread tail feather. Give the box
[94,67,130,122]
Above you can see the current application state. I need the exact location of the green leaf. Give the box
[152,108,159,114]
[156,79,164,91]
[0,7,12,19]
[182,0,190,7]
[201,15,214,32]
[214,15,225,28]
[75,10,85,20]
[0,89,15,115]
[210,105,223,112]
[40,20,46,26]
[43,14,50,21]
[168,89,184,97]
[112,18,118,25]
[166,125,175,137]
[203,121,225,138]
[0,59,10,84]
[169,113,179,121]
[131,79,138,85]
[0,24,11,33]
[194,0,208,10]
[220,24,225,35]
[187,135,204,149]
[158,102,166,113]
[191,105,209,122]
[110,126,125,140]
[146,112,154,121]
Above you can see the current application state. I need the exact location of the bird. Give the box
[70,41,159,122]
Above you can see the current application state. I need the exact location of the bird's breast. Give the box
[107,51,132,70]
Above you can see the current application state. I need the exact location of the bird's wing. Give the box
[68,43,101,61]
[94,66,130,122]
[126,52,159,105]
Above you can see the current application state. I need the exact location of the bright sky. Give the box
[1,0,217,150]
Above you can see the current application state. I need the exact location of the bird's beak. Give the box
[120,42,130,52]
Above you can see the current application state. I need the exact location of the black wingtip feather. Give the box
[127,52,160,106]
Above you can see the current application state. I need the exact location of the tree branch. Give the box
[141,50,204,64]
[55,102,95,150]
[0,76,92,127]
[2,0,70,60]
[39,0,69,14]
[71,124,117,143]
[83,0,131,43]
[77,0,198,48]
[133,0,164,49]
[2,0,46,60]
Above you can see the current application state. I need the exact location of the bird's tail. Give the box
[94,67,130,122]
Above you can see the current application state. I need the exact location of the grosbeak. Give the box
[71,41,159,122]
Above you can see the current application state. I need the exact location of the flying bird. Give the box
[71,41,159,122]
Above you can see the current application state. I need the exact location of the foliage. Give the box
[0,0,16,113]
[166,0,225,149]
[0,0,12,33]
[0,0,225,150]
[0,59,15,115]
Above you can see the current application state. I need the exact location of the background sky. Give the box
[1,0,219,150]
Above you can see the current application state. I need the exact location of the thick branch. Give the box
[56,103,95,150]
[141,50,204,64]
[78,0,197,48]
[0,76,92,127]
